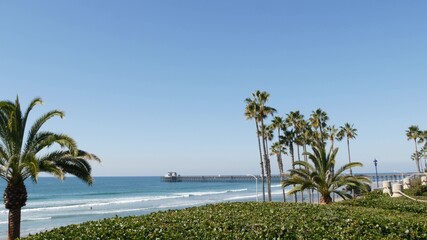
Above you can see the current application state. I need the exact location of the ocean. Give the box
[0,176,294,239]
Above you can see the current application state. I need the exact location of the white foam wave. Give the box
[0,195,185,215]
[90,208,149,215]
[175,188,248,197]
[224,195,255,201]
[22,217,52,222]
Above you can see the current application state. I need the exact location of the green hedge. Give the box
[339,191,427,214]
[23,195,427,240]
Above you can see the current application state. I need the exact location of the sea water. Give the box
[0,177,293,238]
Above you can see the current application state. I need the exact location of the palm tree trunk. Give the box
[4,181,27,240]
[297,145,304,201]
[264,138,272,202]
[415,139,421,173]
[347,138,353,176]
[346,138,355,198]
[260,118,272,202]
[277,129,286,202]
[255,120,266,202]
[330,140,335,202]
[320,193,332,205]
[276,153,286,202]
[8,208,21,240]
[289,143,297,203]
[303,144,312,203]
[319,124,324,143]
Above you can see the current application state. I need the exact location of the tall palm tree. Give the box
[280,129,298,202]
[270,142,287,202]
[286,111,304,162]
[298,120,314,203]
[326,125,339,154]
[326,125,339,201]
[244,98,266,201]
[282,141,370,204]
[259,123,275,201]
[248,90,276,201]
[271,116,285,152]
[406,125,423,172]
[0,97,100,240]
[309,109,329,143]
[286,111,306,201]
[337,123,357,176]
[271,116,287,201]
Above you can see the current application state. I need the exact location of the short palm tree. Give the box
[282,141,370,204]
[0,97,100,240]
[406,125,423,172]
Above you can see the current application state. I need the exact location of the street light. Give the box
[247,174,258,202]
[373,159,379,188]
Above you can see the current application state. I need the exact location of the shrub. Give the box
[23,197,427,240]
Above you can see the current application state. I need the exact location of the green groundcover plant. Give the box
[22,192,427,240]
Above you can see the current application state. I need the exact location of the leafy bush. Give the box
[345,182,372,196]
[404,185,427,197]
[22,197,427,240]
[339,191,427,214]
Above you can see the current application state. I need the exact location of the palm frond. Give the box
[24,110,65,153]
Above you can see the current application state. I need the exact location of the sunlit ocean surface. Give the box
[0,177,293,238]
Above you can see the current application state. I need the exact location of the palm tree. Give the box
[406,125,423,172]
[246,91,276,202]
[271,116,285,152]
[337,123,357,176]
[298,120,314,203]
[280,129,298,202]
[286,111,304,162]
[252,91,276,202]
[271,116,287,201]
[326,125,339,201]
[309,109,329,142]
[259,123,275,201]
[270,141,287,202]
[326,125,339,154]
[286,111,306,201]
[282,141,370,204]
[244,98,266,201]
[0,97,100,240]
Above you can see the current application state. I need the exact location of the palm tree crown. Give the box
[0,97,100,240]
[406,125,423,172]
[309,108,329,142]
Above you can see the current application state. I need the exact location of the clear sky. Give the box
[1,1,427,176]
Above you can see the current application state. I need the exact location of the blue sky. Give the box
[1,1,427,176]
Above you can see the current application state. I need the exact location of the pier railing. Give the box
[161,173,415,183]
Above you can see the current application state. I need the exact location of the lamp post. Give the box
[247,174,258,202]
[373,159,379,188]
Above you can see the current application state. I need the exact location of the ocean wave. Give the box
[175,188,248,198]
[0,195,186,215]
[22,217,52,222]
[85,208,150,215]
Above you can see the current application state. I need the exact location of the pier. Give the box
[161,174,283,182]
[161,172,415,183]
